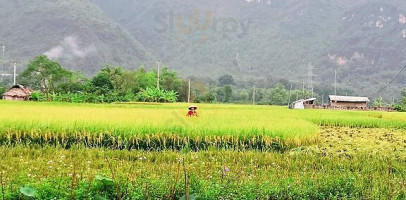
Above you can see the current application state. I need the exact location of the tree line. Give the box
[0,55,405,109]
[3,55,304,105]
[17,56,181,103]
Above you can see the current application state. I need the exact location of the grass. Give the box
[300,109,406,129]
[0,101,318,150]
[0,101,405,199]
[0,127,404,199]
[0,101,316,137]
[0,101,405,150]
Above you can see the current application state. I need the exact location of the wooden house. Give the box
[328,95,370,108]
[2,85,33,101]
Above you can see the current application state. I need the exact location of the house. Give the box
[2,85,33,101]
[291,98,317,109]
[328,95,370,108]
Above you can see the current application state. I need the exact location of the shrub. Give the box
[30,92,45,101]
[394,105,404,112]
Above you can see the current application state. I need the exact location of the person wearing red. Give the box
[187,105,198,117]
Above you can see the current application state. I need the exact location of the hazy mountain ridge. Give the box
[91,0,404,97]
[321,2,406,95]
[1,0,405,98]
[0,0,151,75]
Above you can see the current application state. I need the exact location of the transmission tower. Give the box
[306,63,317,97]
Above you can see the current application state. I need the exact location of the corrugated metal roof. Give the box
[329,95,370,102]
[292,98,317,104]
[304,98,317,102]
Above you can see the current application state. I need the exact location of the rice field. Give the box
[0,101,405,150]
[0,101,405,199]
[1,101,319,150]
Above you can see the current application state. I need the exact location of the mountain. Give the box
[91,0,406,97]
[1,0,405,98]
[0,0,152,75]
[322,2,406,95]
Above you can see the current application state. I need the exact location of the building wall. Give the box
[293,102,304,109]
[3,96,26,101]
[330,101,367,108]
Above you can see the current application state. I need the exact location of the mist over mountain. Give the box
[1,0,405,98]
[0,0,151,74]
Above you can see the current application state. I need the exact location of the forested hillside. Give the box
[0,0,405,98]
[0,0,151,74]
[92,0,406,97]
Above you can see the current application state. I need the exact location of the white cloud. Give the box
[44,46,64,59]
[44,36,96,60]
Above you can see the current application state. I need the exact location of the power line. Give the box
[372,63,406,96]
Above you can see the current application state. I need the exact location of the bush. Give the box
[30,92,45,101]
[136,87,178,103]
[394,105,404,112]
[0,85,6,96]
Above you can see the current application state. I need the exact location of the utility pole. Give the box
[334,67,337,95]
[187,78,191,103]
[322,94,324,106]
[0,45,4,82]
[13,62,16,85]
[302,78,305,98]
[252,85,256,105]
[287,84,293,108]
[307,63,316,97]
[296,91,299,101]
[156,61,160,89]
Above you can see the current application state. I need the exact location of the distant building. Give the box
[291,98,317,109]
[328,95,370,108]
[2,85,33,101]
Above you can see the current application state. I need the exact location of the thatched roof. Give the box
[329,95,370,102]
[2,85,33,97]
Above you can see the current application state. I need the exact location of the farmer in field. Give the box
[187,105,198,117]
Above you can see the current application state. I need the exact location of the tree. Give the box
[178,79,207,102]
[216,88,225,102]
[132,67,156,94]
[160,67,183,92]
[55,72,86,93]
[20,55,72,99]
[224,85,233,103]
[238,90,249,102]
[121,70,137,93]
[0,85,5,96]
[218,74,235,86]
[278,78,291,89]
[101,65,124,91]
[91,71,113,95]
[205,90,216,103]
[269,83,289,105]
[0,81,6,95]
[373,97,384,107]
